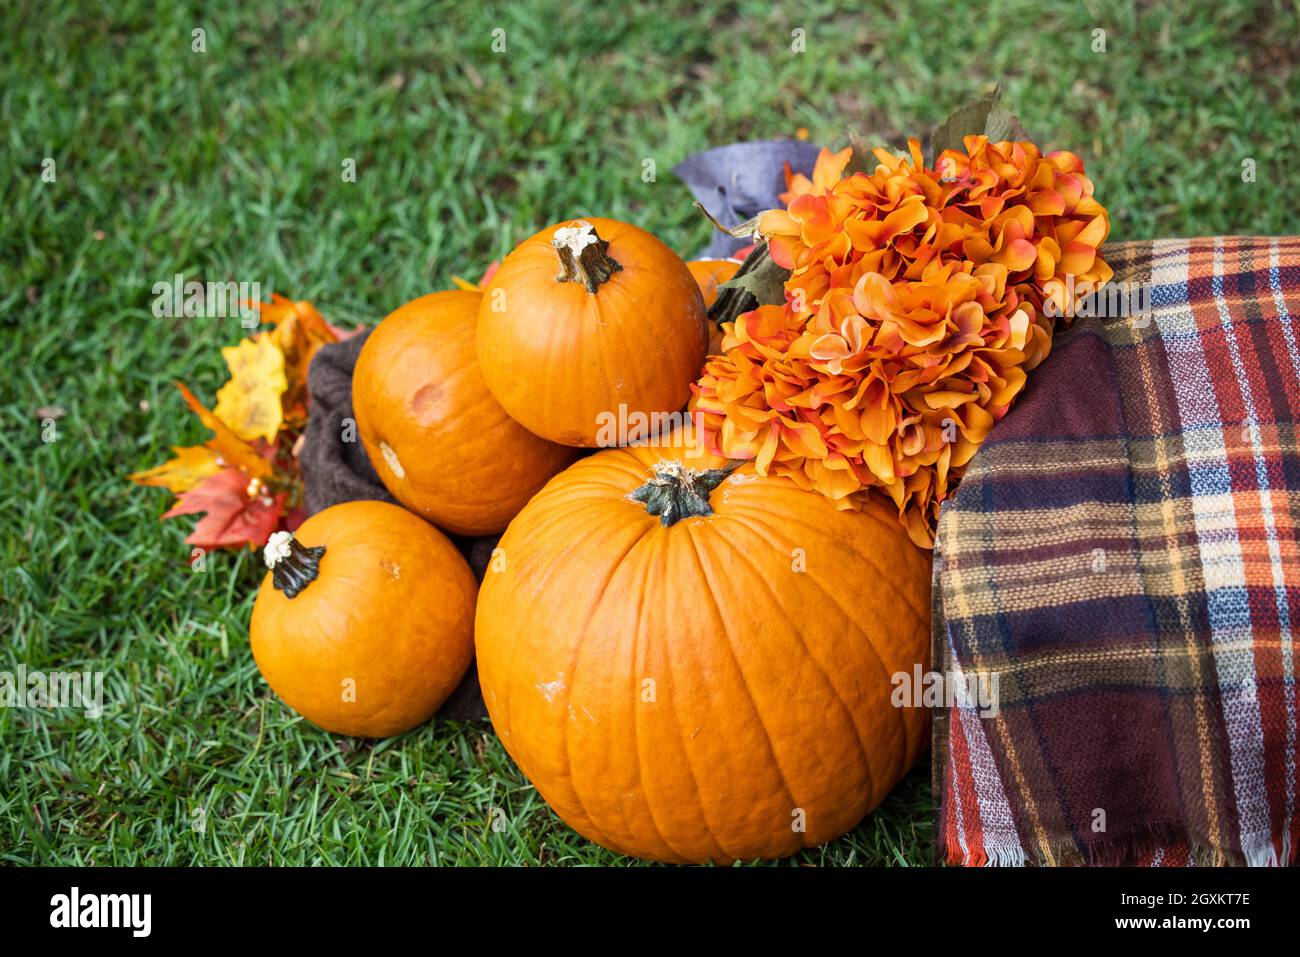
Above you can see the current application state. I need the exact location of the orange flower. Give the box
[694,136,1110,547]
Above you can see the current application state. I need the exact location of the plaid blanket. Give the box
[932,236,1300,866]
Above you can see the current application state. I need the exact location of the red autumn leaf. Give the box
[283,505,308,532]
[162,467,285,550]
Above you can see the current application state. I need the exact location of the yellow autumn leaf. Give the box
[213,335,287,443]
[176,382,272,479]
[128,444,222,493]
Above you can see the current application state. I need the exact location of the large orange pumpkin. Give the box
[476,217,707,447]
[475,437,932,863]
[250,500,476,738]
[353,290,576,536]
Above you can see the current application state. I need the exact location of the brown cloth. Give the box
[300,328,491,721]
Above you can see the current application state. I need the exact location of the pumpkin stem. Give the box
[628,460,740,527]
[553,220,622,293]
[263,530,326,599]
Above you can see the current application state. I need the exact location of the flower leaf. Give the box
[984,102,1027,144]
[843,126,875,176]
[930,84,1026,162]
[712,241,790,324]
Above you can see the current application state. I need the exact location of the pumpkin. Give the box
[686,258,742,355]
[474,435,932,863]
[686,258,741,309]
[250,500,476,738]
[353,290,575,536]
[476,217,708,447]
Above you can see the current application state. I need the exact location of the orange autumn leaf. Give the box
[252,294,362,421]
[127,444,222,493]
[258,292,361,344]
[246,293,337,341]
[176,381,272,479]
[269,314,317,416]
[213,335,287,443]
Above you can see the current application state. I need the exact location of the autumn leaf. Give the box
[452,260,501,292]
[260,296,360,420]
[271,317,322,422]
[246,293,334,339]
[249,295,362,420]
[213,335,287,443]
[128,444,222,493]
[176,382,272,479]
[162,467,285,549]
[283,504,308,532]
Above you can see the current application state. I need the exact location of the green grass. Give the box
[2,0,1297,866]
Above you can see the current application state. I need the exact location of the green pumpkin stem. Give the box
[628,460,741,527]
[553,219,622,293]
[264,531,326,599]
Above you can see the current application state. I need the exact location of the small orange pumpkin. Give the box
[686,258,742,355]
[353,290,576,536]
[476,217,707,447]
[250,500,476,738]
[475,435,931,863]
[686,258,741,308]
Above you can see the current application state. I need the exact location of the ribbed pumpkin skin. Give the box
[250,501,477,738]
[475,443,932,863]
[353,290,576,536]
[476,217,708,447]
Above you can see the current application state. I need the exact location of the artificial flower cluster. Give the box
[692,135,1111,546]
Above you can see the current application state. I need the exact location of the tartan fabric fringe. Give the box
[933,237,1300,867]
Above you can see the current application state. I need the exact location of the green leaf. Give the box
[716,244,789,307]
[843,126,874,176]
[707,241,792,329]
[984,103,1027,144]
[929,84,1026,163]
